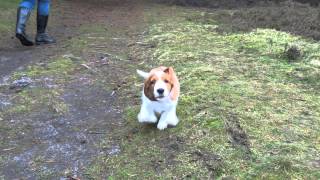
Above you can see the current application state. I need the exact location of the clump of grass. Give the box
[284,44,301,61]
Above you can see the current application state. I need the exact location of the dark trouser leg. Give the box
[16,7,34,46]
[35,0,55,45]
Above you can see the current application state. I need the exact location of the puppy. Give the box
[137,66,180,130]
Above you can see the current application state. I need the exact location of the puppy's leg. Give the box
[157,112,169,130]
[167,106,179,126]
[157,106,179,130]
[138,103,157,123]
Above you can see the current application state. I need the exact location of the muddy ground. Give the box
[1,0,146,179]
[160,0,320,40]
[157,0,319,8]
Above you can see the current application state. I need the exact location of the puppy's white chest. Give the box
[143,95,176,113]
[150,100,174,114]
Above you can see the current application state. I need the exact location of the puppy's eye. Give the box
[164,79,169,83]
[150,80,156,84]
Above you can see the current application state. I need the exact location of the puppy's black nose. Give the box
[157,88,164,94]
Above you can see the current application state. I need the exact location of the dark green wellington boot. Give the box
[16,7,34,46]
[35,14,56,45]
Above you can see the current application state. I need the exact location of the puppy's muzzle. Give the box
[157,88,164,95]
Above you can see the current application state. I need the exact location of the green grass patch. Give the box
[0,0,20,10]
[4,57,79,116]
[13,57,78,80]
[0,19,12,33]
[97,5,320,179]
[3,85,68,117]
[0,0,19,34]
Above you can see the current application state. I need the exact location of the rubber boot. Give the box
[35,15,56,45]
[16,7,34,46]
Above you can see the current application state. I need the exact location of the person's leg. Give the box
[16,0,36,46]
[37,0,50,16]
[19,0,36,9]
[35,0,55,45]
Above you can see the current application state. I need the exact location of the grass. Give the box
[13,57,78,79]
[0,0,19,34]
[2,57,79,117]
[0,0,20,10]
[87,5,320,179]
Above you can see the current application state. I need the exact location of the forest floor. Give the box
[0,0,319,179]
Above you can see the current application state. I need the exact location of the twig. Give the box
[80,64,97,73]
[88,131,107,134]
[2,147,16,151]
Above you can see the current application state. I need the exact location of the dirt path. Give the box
[0,0,147,179]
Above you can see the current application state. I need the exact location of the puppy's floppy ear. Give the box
[164,67,174,74]
[164,66,180,101]
[137,70,149,79]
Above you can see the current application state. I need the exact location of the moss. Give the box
[13,58,78,80]
[0,0,20,10]
[3,87,67,117]
[0,19,11,33]
[4,57,79,116]
[0,0,19,35]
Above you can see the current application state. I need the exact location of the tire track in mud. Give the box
[224,112,251,157]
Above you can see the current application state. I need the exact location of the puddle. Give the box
[45,143,75,160]
[10,76,32,89]
[41,77,59,89]
[0,75,10,86]
[107,145,121,156]
[12,149,37,168]
[34,123,59,140]
[0,99,11,110]
[4,147,40,180]
[0,56,10,62]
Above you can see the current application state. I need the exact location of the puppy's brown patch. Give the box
[161,70,174,93]
[164,67,180,101]
[144,74,158,101]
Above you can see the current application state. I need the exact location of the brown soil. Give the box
[224,113,251,155]
[157,0,319,8]
[188,1,320,40]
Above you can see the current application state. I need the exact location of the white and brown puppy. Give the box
[137,66,180,130]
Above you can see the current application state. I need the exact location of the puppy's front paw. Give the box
[168,116,179,126]
[138,113,157,123]
[157,121,168,130]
